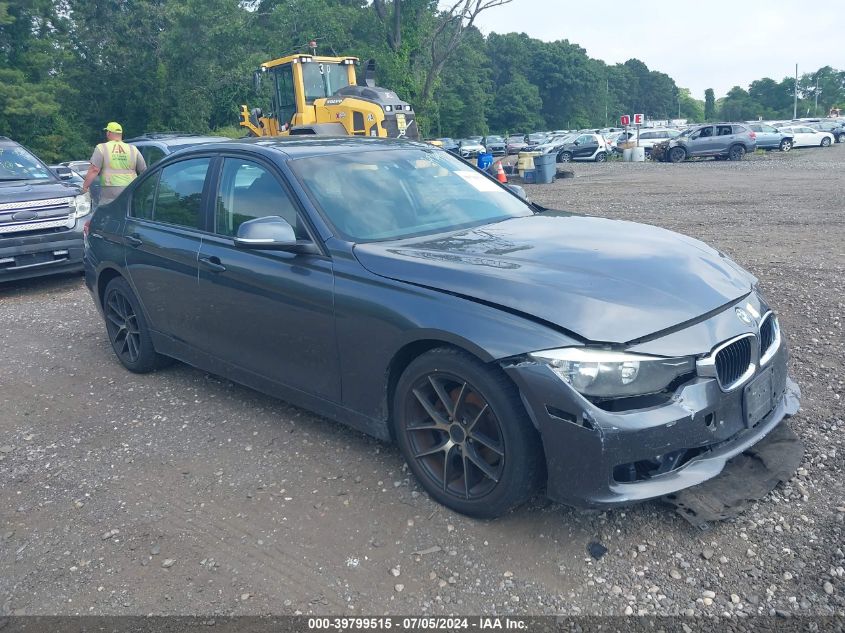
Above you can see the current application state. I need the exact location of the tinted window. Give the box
[215,158,305,239]
[132,172,158,220]
[639,132,655,140]
[153,158,210,228]
[145,146,167,165]
[732,125,748,134]
[716,125,734,136]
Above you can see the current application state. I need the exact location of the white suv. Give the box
[616,128,680,155]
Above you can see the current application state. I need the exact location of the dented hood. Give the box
[353,212,754,343]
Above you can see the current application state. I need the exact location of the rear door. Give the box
[194,156,339,400]
[123,156,212,343]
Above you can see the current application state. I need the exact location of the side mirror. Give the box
[573,140,580,146]
[234,216,297,250]
[53,166,73,181]
[506,184,527,200]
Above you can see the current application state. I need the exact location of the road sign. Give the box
[620,114,631,126]
[633,113,644,125]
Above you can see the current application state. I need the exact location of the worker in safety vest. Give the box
[81,122,146,207]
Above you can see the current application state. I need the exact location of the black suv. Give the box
[0,137,91,282]
[126,132,231,167]
[653,123,757,162]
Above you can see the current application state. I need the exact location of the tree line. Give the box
[1,0,842,162]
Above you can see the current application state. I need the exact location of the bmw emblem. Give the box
[735,307,753,326]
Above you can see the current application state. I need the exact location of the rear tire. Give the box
[594,151,607,163]
[392,348,543,518]
[728,144,746,161]
[668,147,686,163]
[103,277,171,373]
[779,139,792,152]
[820,137,832,147]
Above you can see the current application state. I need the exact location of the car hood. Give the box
[353,213,755,344]
[0,179,80,204]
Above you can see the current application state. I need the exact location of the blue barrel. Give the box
[523,169,536,184]
[477,152,493,170]
[532,153,556,183]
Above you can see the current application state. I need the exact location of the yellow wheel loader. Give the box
[239,53,419,140]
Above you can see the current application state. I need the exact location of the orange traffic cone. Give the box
[494,161,507,184]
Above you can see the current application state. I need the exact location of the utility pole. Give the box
[793,64,798,119]
[605,77,608,127]
[814,71,820,116]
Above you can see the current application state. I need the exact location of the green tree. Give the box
[704,88,715,120]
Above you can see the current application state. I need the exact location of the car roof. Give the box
[154,136,433,161]
[128,135,230,147]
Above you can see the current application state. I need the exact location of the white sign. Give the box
[633,113,644,125]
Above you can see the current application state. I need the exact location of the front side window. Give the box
[215,158,305,239]
[290,148,533,242]
[153,158,210,228]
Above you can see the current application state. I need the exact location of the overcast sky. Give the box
[472,0,837,99]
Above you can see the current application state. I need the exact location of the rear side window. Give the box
[131,173,158,220]
[732,125,748,135]
[716,125,734,136]
[153,158,210,228]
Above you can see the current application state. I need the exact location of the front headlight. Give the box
[529,348,695,398]
[71,192,92,218]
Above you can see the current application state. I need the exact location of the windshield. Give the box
[290,148,533,242]
[486,136,503,143]
[0,145,54,182]
[301,62,352,103]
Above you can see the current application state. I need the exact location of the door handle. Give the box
[199,256,226,273]
[125,234,142,247]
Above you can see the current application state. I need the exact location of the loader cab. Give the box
[260,54,358,130]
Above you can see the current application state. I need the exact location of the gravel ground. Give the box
[1,145,843,619]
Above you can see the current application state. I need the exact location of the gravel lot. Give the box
[1,145,843,619]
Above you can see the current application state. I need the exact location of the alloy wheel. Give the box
[105,290,142,365]
[558,151,572,163]
[821,137,831,147]
[780,139,792,152]
[403,373,505,500]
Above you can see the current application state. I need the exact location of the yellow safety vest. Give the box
[98,141,138,187]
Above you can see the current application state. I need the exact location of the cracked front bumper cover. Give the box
[504,344,800,510]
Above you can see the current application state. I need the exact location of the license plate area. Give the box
[396,113,407,132]
[743,367,774,429]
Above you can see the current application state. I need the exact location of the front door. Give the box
[573,134,598,159]
[123,156,212,344]
[686,126,717,156]
[194,157,339,400]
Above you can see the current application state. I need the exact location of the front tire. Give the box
[557,151,573,163]
[728,144,746,161]
[668,147,686,163]
[779,139,793,152]
[821,137,832,147]
[103,277,170,373]
[392,348,543,518]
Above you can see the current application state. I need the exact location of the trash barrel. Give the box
[622,148,633,162]
[532,153,556,183]
[631,147,646,162]
[477,152,493,171]
[522,169,536,184]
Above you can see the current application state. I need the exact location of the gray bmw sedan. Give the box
[83,137,800,518]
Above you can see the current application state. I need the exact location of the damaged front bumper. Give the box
[503,344,800,509]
